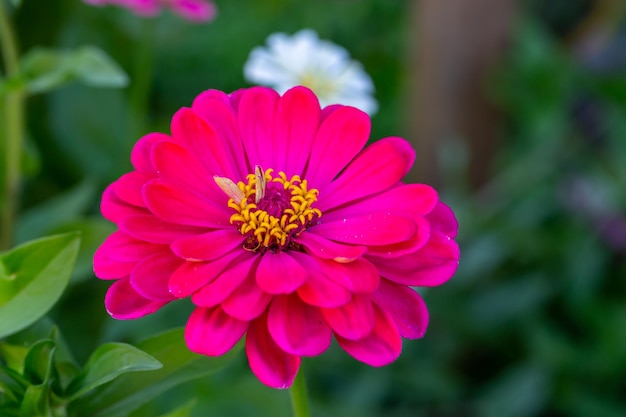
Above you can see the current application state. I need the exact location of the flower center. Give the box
[215,167,322,253]
[299,71,338,98]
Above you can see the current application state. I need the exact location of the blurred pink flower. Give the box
[83,0,216,22]
[94,86,460,388]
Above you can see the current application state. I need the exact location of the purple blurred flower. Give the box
[83,0,217,23]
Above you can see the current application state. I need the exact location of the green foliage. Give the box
[64,343,162,401]
[69,328,243,417]
[0,233,80,338]
[0,46,128,96]
[0,324,194,417]
[19,46,128,94]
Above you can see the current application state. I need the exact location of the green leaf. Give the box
[70,47,129,88]
[4,317,57,346]
[48,327,80,393]
[20,384,50,417]
[65,343,162,401]
[3,321,80,396]
[49,218,116,283]
[0,342,29,373]
[68,328,242,417]
[8,0,22,7]
[23,340,56,386]
[0,233,81,338]
[0,365,29,399]
[19,49,69,95]
[20,46,128,95]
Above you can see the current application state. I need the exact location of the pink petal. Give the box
[324,183,438,218]
[190,254,257,306]
[131,132,170,173]
[320,104,341,120]
[336,305,402,367]
[191,91,247,180]
[130,250,182,301]
[236,87,280,170]
[93,243,136,279]
[112,171,154,208]
[319,258,380,294]
[372,280,429,339]
[256,252,308,294]
[228,88,245,111]
[105,277,168,320]
[427,202,459,238]
[297,231,366,261]
[193,89,232,108]
[267,295,332,356]
[96,231,162,263]
[124,0,159,16]
[143,179,230,228]
[320,184,436,257]
[185,306,247,357]
[311,213,416,246]
[170,107,242,179]
[169,250,246,298]
[317,137,415,212]
[366,216,431,259]
[101,185,149,223]
[321,295,375,340]
[305,106,370,186]
[246,313,300,389]
[171,229,242,261]
[221,273,272,321]
[169,0,217,22]
[291,252,352,308]
[370,231,460,286]
[150,141,219,198]
[273,87,321,174]
[120,214,206,245]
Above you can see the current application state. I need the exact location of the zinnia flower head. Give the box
[83,0,217,22]
[94,86,459,388]
[244,29,378,115]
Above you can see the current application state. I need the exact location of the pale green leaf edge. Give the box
[0,232,81,338]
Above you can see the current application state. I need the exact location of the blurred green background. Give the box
[7,0,626,416]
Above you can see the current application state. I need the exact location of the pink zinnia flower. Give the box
[94,86,459,388]
[83,0,216,22]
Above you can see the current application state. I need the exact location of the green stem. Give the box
[0,2,24,250]
[289,370,311,417]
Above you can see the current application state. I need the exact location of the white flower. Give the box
[244,29,378,115]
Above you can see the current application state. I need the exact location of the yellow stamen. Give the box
[225,169,322,252]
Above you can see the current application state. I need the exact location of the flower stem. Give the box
[0,2,24,250]
[289,370,311,417]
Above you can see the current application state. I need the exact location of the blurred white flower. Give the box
[244,29,378,115]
